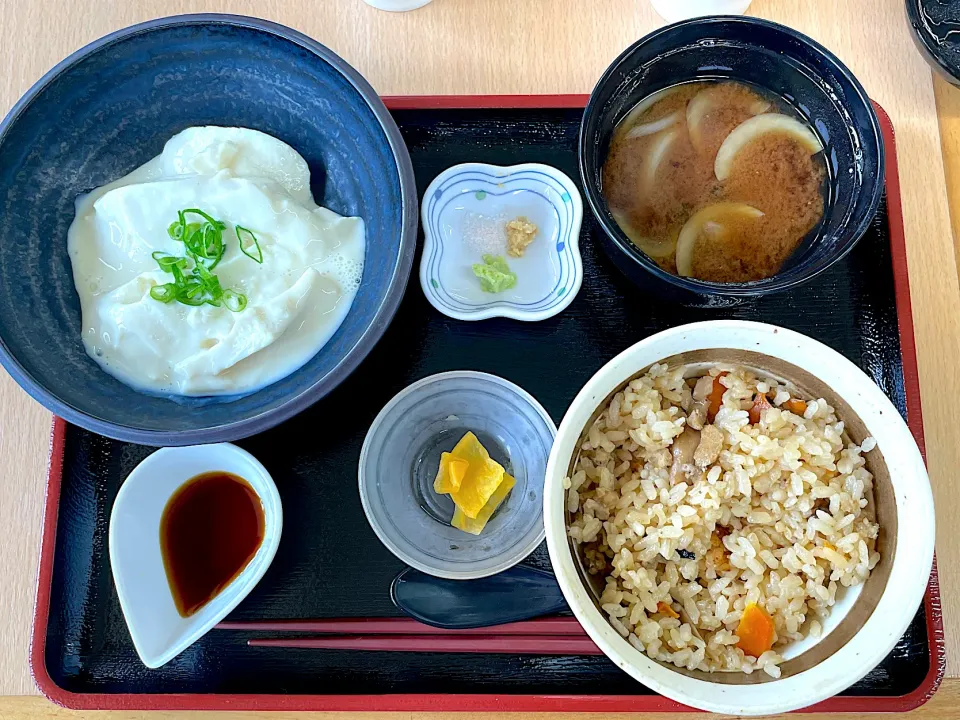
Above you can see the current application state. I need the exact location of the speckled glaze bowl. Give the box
[0,15,417,445]
[544,321,934,715]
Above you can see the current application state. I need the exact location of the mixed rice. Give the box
[565,364,879,677]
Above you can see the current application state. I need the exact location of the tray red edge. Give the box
[27,95,946,713]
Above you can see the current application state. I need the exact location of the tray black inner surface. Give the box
[45,107,928,697]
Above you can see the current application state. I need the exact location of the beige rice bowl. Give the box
[543,320,934,715]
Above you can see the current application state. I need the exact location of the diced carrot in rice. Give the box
[748,392,772,424]
[657,601,680,619]
[736,603,776,658]
[783,398,807,415]
[706,372,728,422]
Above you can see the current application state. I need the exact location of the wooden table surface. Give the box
[1,0,958,717]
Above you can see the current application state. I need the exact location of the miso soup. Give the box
[602,81,827,283]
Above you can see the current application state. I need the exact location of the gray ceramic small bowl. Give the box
[0,15,417,445]
[359,371,556,579]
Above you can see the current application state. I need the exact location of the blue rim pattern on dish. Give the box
[419,163,583,321]
[426,172,568,310]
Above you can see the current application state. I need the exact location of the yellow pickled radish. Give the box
[433,452,469,494]
[448,431,505,518]
[451,472,516,535]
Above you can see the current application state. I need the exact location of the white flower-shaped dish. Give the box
[420,162,583,321]
[109,443,282,668]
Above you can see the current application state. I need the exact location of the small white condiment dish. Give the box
[420,162,583,321]
[544,320,934,715]
[109,443,282,668]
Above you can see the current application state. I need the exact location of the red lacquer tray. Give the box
[30,96,944,712]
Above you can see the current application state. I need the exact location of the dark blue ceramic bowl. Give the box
[906,0,960,86]
[0,15,417,445]
[580,16,885,306]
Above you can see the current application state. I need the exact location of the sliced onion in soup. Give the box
[714,113,823,181]
[618,85,687,131]
[610,210,678,259]
[643,129,679,190]
[686,85,770,155]
[701,220,725,239]
[675,203,765,277]
[625,110,682,140]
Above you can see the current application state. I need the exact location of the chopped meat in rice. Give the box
[694,424,723,468]
[564,363,879,677]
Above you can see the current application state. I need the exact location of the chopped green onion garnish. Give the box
[152,207,259,311]
[223,289,248,312]
[152,251,188,273]
[179,221,223,269]
[175,277,206,306]
[181,277,203,298]
[177,293,206,307]
[149,284,177,303]
[193,255,214,282]
[170,261,186,284]
[236,225,263,264]
[179,208,225,230]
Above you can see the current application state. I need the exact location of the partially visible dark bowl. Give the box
[906,0,960,86]
[0,15,418,446]
[579,16,884,307]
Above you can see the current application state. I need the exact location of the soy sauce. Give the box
[160,472,265,617]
